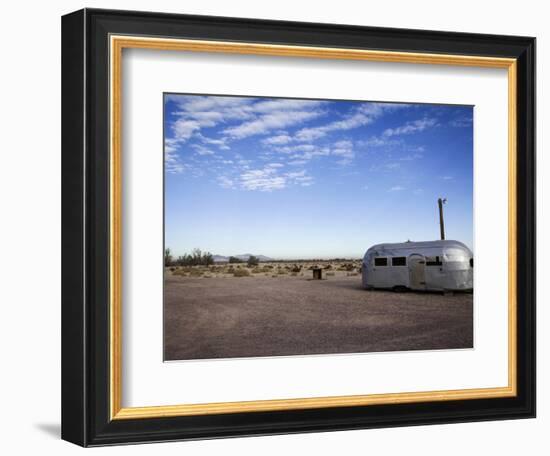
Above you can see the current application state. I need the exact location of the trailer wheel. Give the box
[392,286,409,293]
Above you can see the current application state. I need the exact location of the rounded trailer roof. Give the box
[365,240,472,256]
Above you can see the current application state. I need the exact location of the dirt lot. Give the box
[164,273,473,361]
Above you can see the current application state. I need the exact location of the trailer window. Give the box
[470,258,474,268]
[426,256,443,266]
[392,257,406,266]
[374,257,388,266]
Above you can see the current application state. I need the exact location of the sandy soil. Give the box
[164,273,473,361]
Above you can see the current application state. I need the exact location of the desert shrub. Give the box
[189,269,203,277]
[169,267,176,272]
[165,248,173,266]
[175,248,214,266]
[233,269,251,277]
[324,264,332,270]
[291,265,302,273]
[247,255,259,267]
[172,269,188,277]
[290,272,298,276]
[277,269,287,275]
[229,256,244,264]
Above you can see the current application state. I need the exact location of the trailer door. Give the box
[408,254,426,290]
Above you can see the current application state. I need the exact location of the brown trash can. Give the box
[312,268,323,280]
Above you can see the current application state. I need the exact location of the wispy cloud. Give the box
[450,115,473,128]
[167,97,416,179]
[262,134,292,145]
[165,139,187,174]
[288,146,330,162]
[275,144,317,154]
[288,159,308,166]
[165,96,464,198]
[370,162,401,172]
[331,140,355,166]
[172,119,204,142]
[223,110,324,139]
[218,176,235,189]
[169,95,251,113]
[285,170,314,187]
[253,99,326,113]
[294,102,406,142]
[389,185,406,192]
[198,134,231,150]
[295,112,369,141]
[399,153,424,161]
[219,165,315,192]
[168,96,327,145]
[383,118,437,137]
[192,144,215,156]
[358,136,401,148]
[240,168,287,191]
[332,140,353,156]
[276,141,356,166]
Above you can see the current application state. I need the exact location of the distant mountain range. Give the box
[212,254,273,263]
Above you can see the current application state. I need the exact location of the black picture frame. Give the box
[62,8,535,447]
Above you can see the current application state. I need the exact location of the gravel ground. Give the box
[164,275,473,361]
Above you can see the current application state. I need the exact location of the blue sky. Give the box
[164,94,473,259]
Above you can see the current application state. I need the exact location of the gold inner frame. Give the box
[109,35,518,420]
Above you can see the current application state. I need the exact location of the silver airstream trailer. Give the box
[362,240,473,292]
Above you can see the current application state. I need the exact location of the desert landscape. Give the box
[167,258,362,279]
[163,94,475,361]
[163,258,473,361]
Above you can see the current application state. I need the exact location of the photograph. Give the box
[163,94,474,361]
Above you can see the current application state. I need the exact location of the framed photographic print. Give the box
[61,8,536,447]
